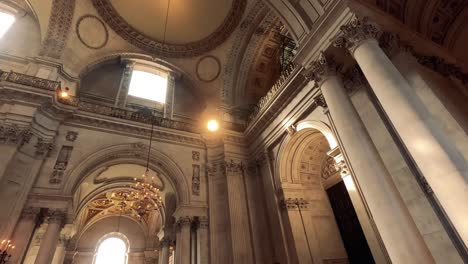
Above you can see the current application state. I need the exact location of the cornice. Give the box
[91,0,246,58]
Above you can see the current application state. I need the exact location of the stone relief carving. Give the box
[224,160,244,175]
[280,198,309,210]
[91,0,246,57]
[321,157,338,180]
[192,164,200,196]
[0,124,32,146]
[50,145,73,184]
[39,0,75,59]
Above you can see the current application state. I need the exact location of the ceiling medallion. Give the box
[76,15,109,50]
[91,0,247,58]
[196,55,221,82]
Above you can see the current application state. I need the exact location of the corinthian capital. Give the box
[304,52,341,88]
[332,17,381,55]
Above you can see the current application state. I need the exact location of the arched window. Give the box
[94,234,129,264]
[0,10,15,39]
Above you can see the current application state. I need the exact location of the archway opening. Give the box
[94,235,128,264]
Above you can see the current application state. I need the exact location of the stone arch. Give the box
[276,125,347,263]
[64,142,190,206]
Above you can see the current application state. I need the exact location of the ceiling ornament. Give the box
[196,56,221,82]
[91,0,246,57]
[76,15,109,50]
[39,0,75,59]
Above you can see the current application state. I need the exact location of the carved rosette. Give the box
[332,17,381,55]
[305,52,341,88]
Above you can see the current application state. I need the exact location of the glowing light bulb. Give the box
[60,91,69,98]
[207,119,219,132]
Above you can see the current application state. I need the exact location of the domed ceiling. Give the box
[92,0,246,57]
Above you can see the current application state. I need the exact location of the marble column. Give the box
[175,217,191,264]
[333,17,468,245]
[197,217,209,264]
[307,53,434,263]
[9,207,40,264]
[34,210,65,264]
[158,238,170,264]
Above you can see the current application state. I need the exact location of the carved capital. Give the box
[47,209,66,224]
[314,93,327,109]
[280,198,309,210]
[304,52,341,87]
[21,207,41,219]
[224,160,244,175]
[159,237,172,247]
[0,124,32,146]
[334,160,350,177]
[341,65,366,94]
[199,216,209,228]
[332,17,381,55]
[378,32,414,58]
[176,216,192,227]
[35,138,54,157]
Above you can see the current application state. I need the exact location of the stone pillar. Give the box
[158,238,170,264]
[197,217,209,264]
[333,17,468,245]
[306,53,434,263]
[9,207,40,264]
[34,210,65,264]
[164,73,176,119]
[224,160,254,264]
[115,61,135,107]
[174,217,191,264]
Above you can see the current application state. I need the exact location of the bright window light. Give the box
[0,11,15,39]
[95,237,127,264]
[128,70,167,103]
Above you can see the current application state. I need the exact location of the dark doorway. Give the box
[327,181,375,264]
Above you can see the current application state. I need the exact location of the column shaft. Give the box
[197,218,209,264]
[319,72,434,263]
[175,218,191,264]
[159,243,169,264]
[353,38,468,244]
[9,208,40,264]
[34,211,64,264]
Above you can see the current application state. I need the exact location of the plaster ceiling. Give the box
[93,0,246,57]
[110,0,233,44]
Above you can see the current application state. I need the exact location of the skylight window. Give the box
[128,70,167,103]
[0,11,15,39]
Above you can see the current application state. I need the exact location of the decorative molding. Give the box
[332,16,381,54]
[20,207,41,219]
[91,0,246,57]
[176,216,192,226]
[321,157,338,180]
[76,15,109,50]
[0,70,60,90]
[199,216,209,228]
[47,209,67,224]
[196,55,221,82]
[246,63,298,126]
[192,164,200,196]
[39,0,75,59]
[341,65,366,94]
[334,160,349,177]
[313,93,327,109]
[51,145,73,184]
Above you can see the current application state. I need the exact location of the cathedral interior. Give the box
[0,0,467,263]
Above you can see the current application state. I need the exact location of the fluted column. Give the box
[333,17,468,245]
[197,217,209,264]
[158,238,170,264]
[9,207,40,264]
[306,53,434,263]
[174,217,191,264]
[34,210,65,264]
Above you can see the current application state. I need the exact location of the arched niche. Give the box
[276,126,347,263]
[64,143,191,207]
